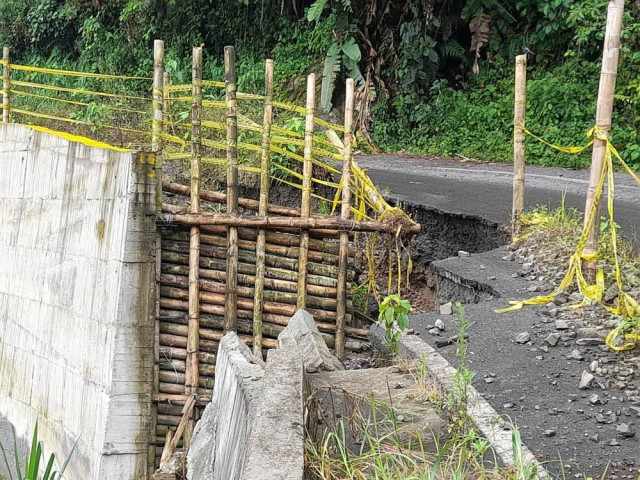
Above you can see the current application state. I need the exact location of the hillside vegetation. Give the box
[0,0,638,169]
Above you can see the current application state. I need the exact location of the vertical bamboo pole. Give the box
[184,46,203,448]
[2,47,9,123]
[512,54,526,238]
[151,39,164,472]
[253,59,274,356]
[225,46,239,332]
[297,73,316,310]
[163,72,170,131]
[335,78,355,358]
[152,40,164,205]
[582,0,624,276]
[186,46,202,398]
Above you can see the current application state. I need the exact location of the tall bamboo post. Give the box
[186,47,202,401]
[253,59,274,357]
[225,46,239,332]
[297,73,316,309]
[163,72,170,131]
[152,40,164,205]
[512,54,526,237]
[335,79,355,358]
[582,0,624,277]
[2,47,9,123]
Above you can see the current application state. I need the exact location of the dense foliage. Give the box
[0,0,638,168]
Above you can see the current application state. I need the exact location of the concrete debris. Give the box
[515,332,530,344]
[616,423,635,438]
[458,250,470,257]
[434,319,445,331]
[544,333,561,347]
[278,309,343,373]
[579,371,594,389]
[439,302,454,315]
[555,319,569,330]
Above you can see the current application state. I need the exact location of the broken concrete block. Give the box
[439,302,453,315]
[278,309,343,373]
[186,403,217,480]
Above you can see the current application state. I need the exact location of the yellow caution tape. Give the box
[11,80,151,101]
[10,63,151,80]
[25,124,131,152]
[497,125,640,351]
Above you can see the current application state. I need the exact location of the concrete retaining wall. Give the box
[0,124,156,479]
[188,333,304,480]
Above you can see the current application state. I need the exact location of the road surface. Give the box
[359,154,639,243]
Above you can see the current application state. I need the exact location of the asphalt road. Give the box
[359,154,639,243]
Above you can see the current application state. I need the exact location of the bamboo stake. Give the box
[297,73,316,309]
[583,0,624,277]
[225,46,239,332]
[186,47,202,403]
[2,47,9,123]
[152,40,164,206]
[150,39,164,476]
[254,59,274,356]
[512,54,526,237]
[335,78,355,358]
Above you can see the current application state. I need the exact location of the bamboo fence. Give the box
[0,42,419,472]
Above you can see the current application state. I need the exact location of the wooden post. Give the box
[163,72,170,132]
[253,59,274,357]
[152,40,164,205]
[583,0,624,276]
[297,73,316,309]
[2,46,9,123]
[225,46,239,332]
[335,78,355,358]
[186,46,202,400]
[151,40,164,472]
[512,54,526,237]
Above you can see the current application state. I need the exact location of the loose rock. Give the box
[579,371,595,389]
[544,333,561,347]
[439,302,453,315]
[515,332,531,344]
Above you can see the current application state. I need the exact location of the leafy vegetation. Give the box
[377,294,412,355]
[0,0,637,168]
[0,422,75,480]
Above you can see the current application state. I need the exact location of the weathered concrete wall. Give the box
[188,332,304,480]
[0,124,156,479]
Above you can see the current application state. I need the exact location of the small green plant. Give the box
[0,422,75,480]
[377,294,412,356]
[444,302,475,437]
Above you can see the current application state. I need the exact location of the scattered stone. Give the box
[608,439,621,446]
[479,264,486,270]
[539,345,549,353]
[484,377,495,384]
[428,328,440,336]
[590,361,599,373]
[589,394,602,405]
[604,284,619,303]
[553,291,569,305]
[590,434,599,443]
[616,423,635,438]
[579,371,595,389]
[569,349,584,361]
[439,302,453,315]
[544,430,556,437]
[568,292,584,303]
[434,319,445,331]
[527,285,540,292]
[487,276,497,281]
[595,413,606,423]
[544,333,561,347]
[458,250,470,257]
[555,319,570,330]
[577,338,605,346]
[515,332,531,344]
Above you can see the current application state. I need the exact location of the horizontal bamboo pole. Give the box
[161,251,343,288]
[159,345,216,364]
[159,382,209,396]
[159,357,215,377]
[159,370,213,389]
[169,224,352,255]
[160,212,421,234]
[160,307,369,340]
[162,204,343,238]
[163,230,347,265]
[161,240,354,280]
[160,333,218,352]
[160,272,352,311]
[162,263,338,298]
[161,285,338,322]
[153,393,211,406]
[164,181,330,219]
